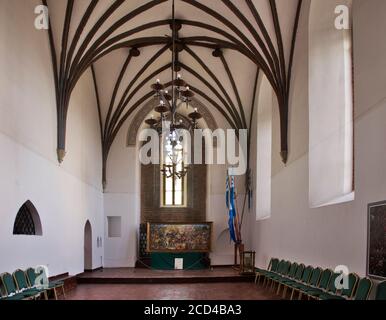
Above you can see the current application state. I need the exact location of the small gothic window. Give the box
[13,201,42,236]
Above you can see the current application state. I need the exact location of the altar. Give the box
[146,222,212,270]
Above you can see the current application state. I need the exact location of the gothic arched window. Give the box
[13,201,43,236]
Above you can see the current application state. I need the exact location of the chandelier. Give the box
[144,0,202,179]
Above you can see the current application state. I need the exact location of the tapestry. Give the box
[367,202,386,280]
[147,222,212,253]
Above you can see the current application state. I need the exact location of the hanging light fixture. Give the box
[145,0,202,179]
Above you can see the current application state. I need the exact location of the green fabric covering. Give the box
[282,261,291,275]
[2,273,17,295]
[293,264,305,280]
[321,295,346,300]
[301,266,314,283]
[14,270,29,290]
[340,273,357,298]
[304,288,325,296]
[325,273,340,294]
[354,278,372,300]
[26,268,37,287]
[270,259,280,272]
[308,268,322,286]
[319,293,343,300]
[318,269,333,290]
[375,281,386,300]
[287,263,298,279]
[0,293,27,300]
[151,253,207,270]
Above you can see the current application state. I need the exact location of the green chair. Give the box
[353,278,373,300]
[288,266,315,300]
[319,273,359,300]
[267,261,291,291]
[279,263,305,298]
[309,272,340,299]
[26,267,66,300]
[13,269,47,300]
[255,258,279,285]
[0,272,38,300]
[262,259,286,288]
[375,281,386,300]
[302,268,332,300]
[274,262,298,295]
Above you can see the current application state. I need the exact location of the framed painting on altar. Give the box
[147,222,212,253]
[367,201,386,280]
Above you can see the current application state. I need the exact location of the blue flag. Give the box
[226,173,237,243]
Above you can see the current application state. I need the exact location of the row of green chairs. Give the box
[255,258,386,300]
[0,268,65,300]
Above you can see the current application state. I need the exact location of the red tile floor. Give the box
[66,283,280,300]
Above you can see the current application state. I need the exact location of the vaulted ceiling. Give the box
[44,0,303,184]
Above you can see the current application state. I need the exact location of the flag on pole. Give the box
[226,172,238,243]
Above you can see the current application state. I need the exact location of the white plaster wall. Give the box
[249,0,386,279]
[0,0,104,276]
[103,121,140,267]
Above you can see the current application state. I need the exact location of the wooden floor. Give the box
[67,282,280,300]
[70,267,279,300]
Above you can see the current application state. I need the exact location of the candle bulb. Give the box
[156,79,160,83]
[177,74,181,79]
[194,108,198,112]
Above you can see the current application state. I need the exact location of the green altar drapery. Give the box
[150,253,208,270]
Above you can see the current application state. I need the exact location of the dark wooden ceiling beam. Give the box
[215,49,248,129]
[44,0,303,167]
[103,51,134,141]
[184,46,242,129]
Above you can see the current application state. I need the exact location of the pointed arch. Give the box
[13,200,43,236]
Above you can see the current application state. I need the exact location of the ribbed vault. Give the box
[43,0,303,185]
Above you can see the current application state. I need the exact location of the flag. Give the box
[226,173,237,243]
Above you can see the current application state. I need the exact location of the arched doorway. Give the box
[84,220,92,271]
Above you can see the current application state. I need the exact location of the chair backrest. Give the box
[354,278,373,300]
[276,260,286,274]
[308,267,322,286]
[286,262,298,278]
[301,266,314,283]
[282,261,291,275]
[326,273,340,294]
[26,268,38,287]
[375,281,386,300]
[294,264,305,280]
[318,269,333,290]
[13,269,30,291]
[270,259,280,272]
[1,273,17,295]
[341,273,359,298]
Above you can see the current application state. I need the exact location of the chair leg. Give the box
[282,286,288,299]
[53,288,58,300]
[44,291,48,300]
[298,292,303,300]
[276,283,281,295]
[62,285,66,300]
[290,289,295,300]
